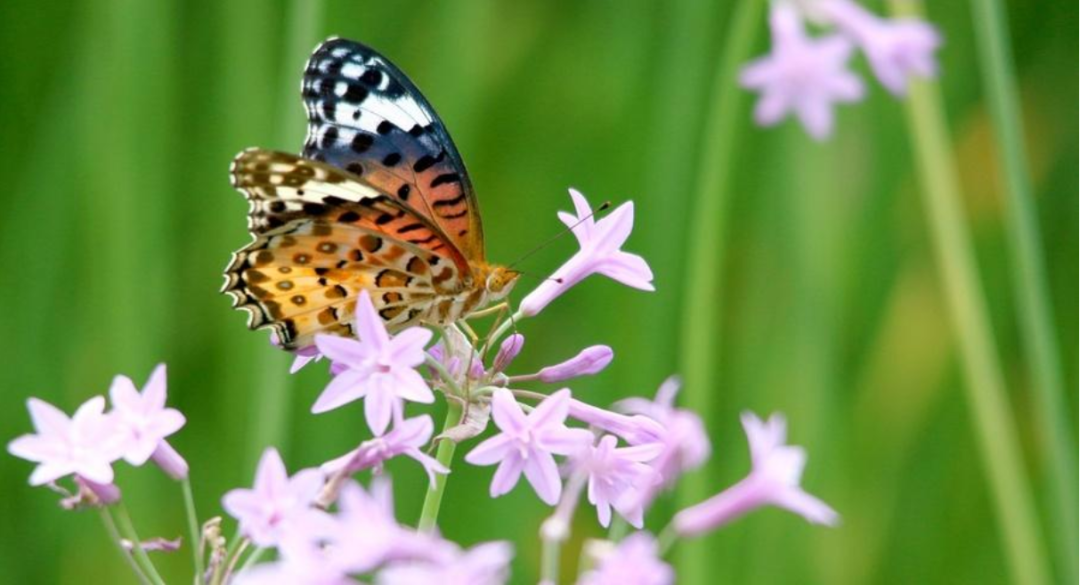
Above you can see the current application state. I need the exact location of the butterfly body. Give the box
[223,39,519,350]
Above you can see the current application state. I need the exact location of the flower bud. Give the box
[538,346,613,383]
[493,334,525,373]
[151,441,189,481]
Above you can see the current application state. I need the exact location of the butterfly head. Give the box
[478,264,521,301]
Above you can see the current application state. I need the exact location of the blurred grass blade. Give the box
[892,3,1051,583]
[247,0,325,460]
[675,0,765,582]
[967,0,1078,578]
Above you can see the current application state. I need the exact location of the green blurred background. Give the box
[0,0,1075,583]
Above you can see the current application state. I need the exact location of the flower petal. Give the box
[490,389,527,436]
[464,433,515,466]
[311,369,367,414]
[522,451,562,505]
[489,452,525,498]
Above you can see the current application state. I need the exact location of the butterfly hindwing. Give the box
[300,38,485,261]
[226,149,473,348]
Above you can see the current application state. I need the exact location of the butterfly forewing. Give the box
[226,149,471,349]
[300,38,485,261]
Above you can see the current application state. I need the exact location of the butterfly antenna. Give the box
[507,201,611,269]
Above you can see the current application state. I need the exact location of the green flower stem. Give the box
[99,508,151,585]
[674,0,765,582]
[113,503,168,585]
[417,398,465,533]
[181,478,204,584]
[656,522,679,558]
[965,0,1077,578]
[235,546,268,577]
[893,11,1052,583]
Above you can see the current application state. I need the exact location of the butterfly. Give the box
[223,38,520,351]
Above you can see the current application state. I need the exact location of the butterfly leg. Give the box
[465,302,509,321]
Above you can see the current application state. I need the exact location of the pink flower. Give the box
[519,189,653,317]
[567,399,666,446]
[376,541,514,585]
[234,536,354,585]
[537,345,614,383]
[491,334,525,374]
[571,435,662,528]
[673,412,838,536]
[108,364,186,470]
[465,389,593,505]
[290,345,324,374]
[8,396,125,486]
[615,377,710,492]
[320,415,448,487]
[222,448,327,547]
[313,290,434,436]
[327,479,439,574]
[740,4,864,140]
[578,532,673,585]
[820,0,941,95]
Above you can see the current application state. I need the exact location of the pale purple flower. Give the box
[537,345,614,383]
[150,440,190,480]
[290,345,324,374]
[327,479,441,574]
[234,536,354,585]
[492,334,525,373]
[568,399,666,446]
[76,475,122,505]
[321,415,447,487]
[578,532,673,585]
[8,396,125,486]
[519,189,653,317]
[571,435,662,528]
[674,412,838,536]
[108,364,186,470]
[222,448,327,547]
[377,541,513,585]
[820,0,941,95]
[740,4,864,140]
[313,290,434,436]
[615,376,710,492]
[465,389,593,505]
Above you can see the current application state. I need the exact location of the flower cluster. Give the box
[7,189,837,584]
[741,0,941,139]
[7,364,188,504]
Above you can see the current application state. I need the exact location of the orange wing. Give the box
[224,149,470,349]
[300,37,485,261]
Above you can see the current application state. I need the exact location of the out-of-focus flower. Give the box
[740,4,863,140]
[674,412,838,536]
[519,189,653,317]
[570,435,662,528]
[108,364,186,471]
[150,440,189,481]
[537,346,614,383]
[222,448,327,547]
[578,532,673,585]
[819,0,941,95]
[234,535,354,585]
[616,376,710,494]
[567,399,666,446]
[327,479,441,574]
[313,290,433,436]
[290,345,324,374]
[8,396,125,486]
[376,541,514,585]
[465,389,593,505]
[320,415,447,495]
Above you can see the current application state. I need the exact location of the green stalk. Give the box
[181,478,204,583]
[417,399,464,532]
[113,504,168,585]
[675,0,765,582]
[966,0,1077,579]
[893,14,1051,583]
[99,508,151,585]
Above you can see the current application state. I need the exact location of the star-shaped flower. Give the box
[8,396,125,486]
[673,412,838,536]
[519,189,653,317]
[465,389,593,505]
[571,434,662,528]
[320,415,448,489]
[740,4,864,140]
[109,364,186,467]
[313,290,434,436]
[222,448,327,547]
